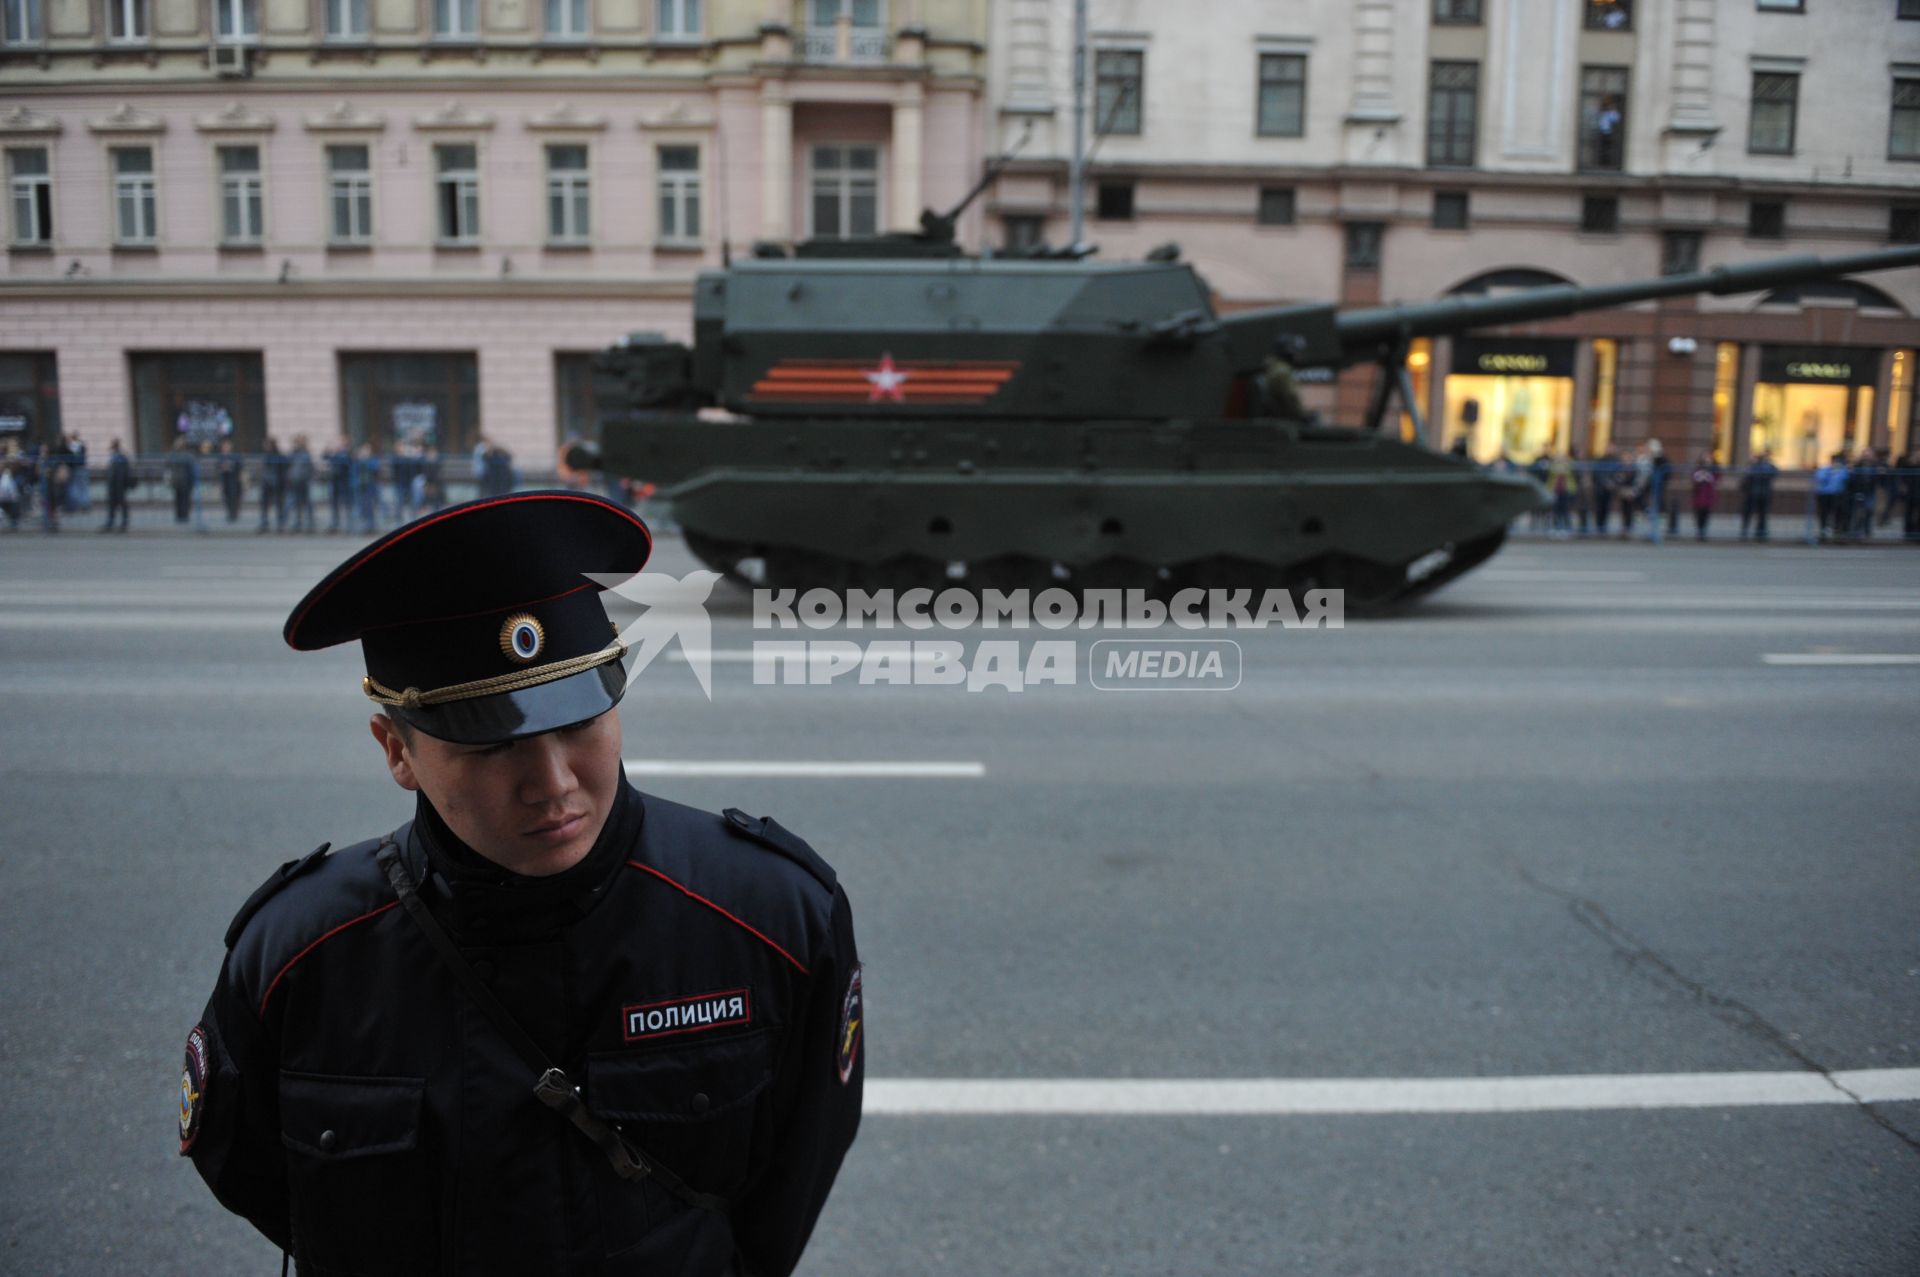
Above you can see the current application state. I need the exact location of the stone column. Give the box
[760,81,792,242]
[891,84,924,231]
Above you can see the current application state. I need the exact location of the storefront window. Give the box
[1711,342,1739,465]
[555,352,597,446]
[1748,346,1882,467]
[338,352,478,455]
[129,351,265,454]
[0,351,60,449]
[1888,350,1914,459]
[1443,338,1575,463]
[1587,338,1617,457]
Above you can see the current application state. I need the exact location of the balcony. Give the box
[801,19,888,64]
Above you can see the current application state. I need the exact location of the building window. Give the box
[1095,49,1144,135]
[1579,66,1629,171]
[655,145,701,243]
[1095,181,1134,221]
[1748,199,1785,239]
[804,0,885,62]
[434,144,480,244]
[108,0,147,41]
[1256,186,1296,226]
[1892,77,1920,160]
[338,352,478,454]
[1581,193,1619,233]
[0,352,61,450]
[1256,54,1306,138]
[545,144,590,243]
[1756,0,1804,10]
[1432,0,1480,25]
[112,147,156,246]
[1427,61,1479,167]
[2,0,41,42]
[129,352,266,453]
[545,0,586,39]
[1748,72,1798,155]
[433,0,476,38]
[1002,214,1043,250]
[1345,222,1383,270]
[809,144,877,239]
[655,0,699,38]
[325,0,366,38]
[213,0,255,40]
[327,144,373,244]
[1902,0,1920,18]
[1893,205,1920,243]
[1433,190,1469,230]
[1662,229,1702,276]
[218,145,264,245]
[6,148,52,246]
[1584,0,1631,29]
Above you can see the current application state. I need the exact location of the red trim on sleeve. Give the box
[257,901,401,1018]
[626,861,810,976]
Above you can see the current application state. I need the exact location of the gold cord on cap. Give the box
[362,641,628,710]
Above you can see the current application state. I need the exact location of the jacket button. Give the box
[319,1129,337,1152]
[690,1092,710,1115]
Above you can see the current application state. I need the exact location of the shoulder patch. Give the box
[224,843,331,950]
[722,808,836,893]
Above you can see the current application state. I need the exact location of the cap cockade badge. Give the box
[499,613,546,665]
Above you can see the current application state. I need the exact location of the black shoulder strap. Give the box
[225,843,331,950]
[373,835,729,1216]
[723,808,836,892]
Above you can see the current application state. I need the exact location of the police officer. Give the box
[180,491,863,1275]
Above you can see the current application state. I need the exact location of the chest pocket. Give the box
[279,1073,436,1276]
[584,1029,777,1256]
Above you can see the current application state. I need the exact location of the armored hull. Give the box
[598,414,1543,608]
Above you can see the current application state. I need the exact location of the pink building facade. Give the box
[0,0,988,467]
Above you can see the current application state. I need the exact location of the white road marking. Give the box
[1474,570,1650,583]
[864,1069,1920,1116]
[1761,653,1920,666]
[624,759,985,778]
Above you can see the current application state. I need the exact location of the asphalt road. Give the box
[1,523,1916,1275]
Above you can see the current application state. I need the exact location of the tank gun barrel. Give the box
[1219,244,1920,373]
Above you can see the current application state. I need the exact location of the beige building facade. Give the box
[984,0,1920,467]
[0,0,988,463]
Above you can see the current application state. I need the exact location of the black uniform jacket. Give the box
[183,780,863,1277]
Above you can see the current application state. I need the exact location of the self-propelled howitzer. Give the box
[578,244,1920,607]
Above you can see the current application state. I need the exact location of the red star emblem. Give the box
[864,353,910,403]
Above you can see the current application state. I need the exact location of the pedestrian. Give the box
[1813,451,1849,540]
[324,437,353,532]
[169,438,196,525]
[64,433,90,513]
[1620,442,1655,537]
[178,492,863,1276]
[1847,448,1880,541]
[1900,448,1920,543]
[286,434,316,533]
[101,438,133,532]
[1527,453,1553,533]
[1590,446,1619,535]
[1593,94,1623,166]
[1740,450,1778,542]
[418,446,445,511]
[1546,449,1575,538]
[217,439,244,524]
[0,454,21,531]
[355,442,382,533]
[1689,452,1718,541]
[258,436,288,533]
[40,435,70,532]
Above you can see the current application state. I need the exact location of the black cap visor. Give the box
[390,660,628,746]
